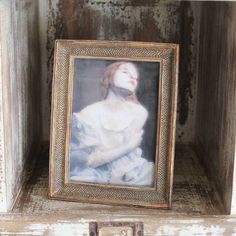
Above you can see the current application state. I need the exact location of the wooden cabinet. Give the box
[0,0,236,235]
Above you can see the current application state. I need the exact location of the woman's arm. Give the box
[87,130,143,168]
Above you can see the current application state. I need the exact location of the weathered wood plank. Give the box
[0,1,7,212]
[195,2,236,214]
[39,0,197,144]
[0,0,41,212]
[1,0,235,218]
[12,145,224,215]
[0,213,236,235]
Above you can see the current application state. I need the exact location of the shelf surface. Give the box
[11,145,224,215]
[0,145,234,235]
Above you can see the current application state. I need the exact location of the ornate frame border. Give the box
[49,40,179,208]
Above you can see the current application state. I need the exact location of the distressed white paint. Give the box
[0,214,236,235]
[0,0,235,222]
[22,1,236,216]
[26,223,50,235]
[0,0,14,212]
[0,1,7,212]
[154,224,225,235]
[0,0,41,212]
[39,0,197,144]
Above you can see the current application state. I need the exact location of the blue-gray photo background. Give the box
[72,59,159,162]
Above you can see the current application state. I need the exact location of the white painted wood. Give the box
[0,0,235,219]
[0,0,41,212]
[0,1,7,212]
[0,0,14,212]
[0,214,236,235]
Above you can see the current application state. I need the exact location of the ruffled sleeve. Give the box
[71,112,100,149]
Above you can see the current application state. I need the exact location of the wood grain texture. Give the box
[0,214,236,235]
[0,0,235,218]
[39,0,197,144]
[13,145,224,215]
[0,0,41,212]
[195,2,236,214]
[0,5,7,211]
[0,145,230,235]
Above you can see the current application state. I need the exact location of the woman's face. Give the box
[113,63,138,93]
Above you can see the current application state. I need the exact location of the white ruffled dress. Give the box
[70,99,154,187]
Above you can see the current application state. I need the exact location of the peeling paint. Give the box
[0,2,235,233]
[12,145,224,215]
[0,1,7,210]
[1,216,236,235]
[40,0,197,144]
[153,224,226,235]
[51,223,88,236]
[0,0,41,212]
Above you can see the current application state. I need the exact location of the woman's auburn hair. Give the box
[101,61,139,103]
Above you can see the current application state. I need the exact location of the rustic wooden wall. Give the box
[0,0,41,211]
[195,2,236,214]
[1,0,235,216]
[38,0,236,213]
[38,0,198,144]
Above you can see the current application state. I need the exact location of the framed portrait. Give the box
[49,40,179,208]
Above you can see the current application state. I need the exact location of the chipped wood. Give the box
[12,145,224,215]
[0,3,235,235]
[0,0,41,211]
[40,0,197,144]
[0,213,236,235]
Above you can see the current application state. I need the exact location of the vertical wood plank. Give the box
[0,0,41,212]
[195,2,236,214]
[39,0,197,144]
[0,0,14,212]
[0,1,8,211]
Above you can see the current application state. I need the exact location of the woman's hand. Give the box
[127,130,143,150]
[87,129,144,168]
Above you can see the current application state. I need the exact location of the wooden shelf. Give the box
[11,145,224,215]
[0,145,233,235]
[0,1,235,234]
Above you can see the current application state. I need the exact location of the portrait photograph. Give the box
[49,40,178,208]
[69,59,160,188]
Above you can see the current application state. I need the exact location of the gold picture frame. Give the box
[49,40,179,208]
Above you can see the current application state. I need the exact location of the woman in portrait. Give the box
[70,61,154,187]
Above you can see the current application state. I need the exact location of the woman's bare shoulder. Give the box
[73,101,104,126]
